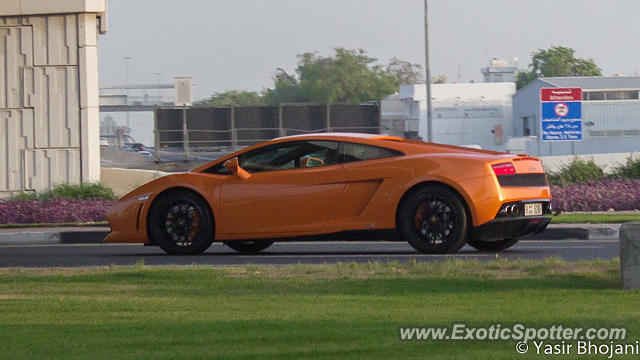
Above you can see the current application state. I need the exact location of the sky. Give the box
[98,0,640,145]
[98,0,640,101]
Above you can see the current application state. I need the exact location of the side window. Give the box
[237,141,339,173]
[340,143,403,163]
[202,163,231,175]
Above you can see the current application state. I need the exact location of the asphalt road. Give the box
[0,240,618,267]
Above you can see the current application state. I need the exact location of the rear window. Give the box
[341,143,403,163]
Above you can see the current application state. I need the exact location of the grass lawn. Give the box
[1,259,638,359]
[551,213,640,224]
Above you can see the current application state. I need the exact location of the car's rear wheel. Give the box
[148,190,214,255]
[224,240,274,254]
[467,237,519,251]
[398,186,468,254]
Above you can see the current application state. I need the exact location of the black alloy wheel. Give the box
[398,186,468,254]
[149,190,214,255]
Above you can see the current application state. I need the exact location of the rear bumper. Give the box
[471,216,551,241]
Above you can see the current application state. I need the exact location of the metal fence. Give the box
[154,103,380,161]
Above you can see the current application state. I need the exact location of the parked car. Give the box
[105,133,552,255]
[125,142,146,152]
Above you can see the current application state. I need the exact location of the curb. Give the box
[524,224,620,241]
[0,228,110,245]
[0,224,623,245]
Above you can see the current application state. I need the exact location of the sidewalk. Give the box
[0,223,626,245]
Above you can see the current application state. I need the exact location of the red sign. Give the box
[540,87,582,102]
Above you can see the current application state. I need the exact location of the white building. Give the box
[481,58,519,83]
[0,0,106,197]
[511,76,640,155]
[381,82,516,151]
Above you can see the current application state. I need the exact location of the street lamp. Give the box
[153,72,163,99]
[123,56,133,131]
[424,0,433,142]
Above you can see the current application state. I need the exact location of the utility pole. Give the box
[424,0,433,142]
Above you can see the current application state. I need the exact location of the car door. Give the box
[327,142,405,226]
[217,140,346,237]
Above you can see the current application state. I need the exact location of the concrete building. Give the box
[381,82,516,151]
[0,0,106,198]
[381,59,518,150]
[511,76,640,156]
[481,58,518,83]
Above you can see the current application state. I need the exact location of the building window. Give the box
[607,90,639,100]
[589,129,640,138]
[583,90,639,101]
[522,117,531,136]
[584,91,605,100]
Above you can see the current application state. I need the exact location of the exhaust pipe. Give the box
[506,204,519,216]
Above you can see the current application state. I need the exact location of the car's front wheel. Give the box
[467,237,519,251]
[148,190,214,255]
[224,240,274,254]
[398,186,468,254]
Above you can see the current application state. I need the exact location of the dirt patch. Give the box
[132,160,210,172]
[100,147,210,172]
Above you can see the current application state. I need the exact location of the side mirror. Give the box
[223,158,251,180]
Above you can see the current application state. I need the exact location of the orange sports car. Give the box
[105,133,552,255]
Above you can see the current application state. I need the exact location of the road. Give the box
[0,240,618,267]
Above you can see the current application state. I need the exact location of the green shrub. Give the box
[10,183,116,201]
[614,155,640,179]
[547,157,604,185]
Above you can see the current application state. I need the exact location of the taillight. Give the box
[492,162,516,176]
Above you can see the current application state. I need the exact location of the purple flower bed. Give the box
[551,178,640,211]
[0,199,115,224]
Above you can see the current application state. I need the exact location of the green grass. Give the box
[551,213,640,224]
[0,259,638,359]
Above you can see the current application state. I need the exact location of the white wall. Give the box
[541,152,640,173]
[0,0,106,198]
[382,83,516,150]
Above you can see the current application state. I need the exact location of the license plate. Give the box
[524,203,542,216]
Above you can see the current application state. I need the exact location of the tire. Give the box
[224,240,274,254]
[398,185,468,254]
[148,189,214,255]
[467,238,519,251]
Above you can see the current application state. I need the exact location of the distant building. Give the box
[511,76,640,155]
[381,59,517,151]
[481,58,518,83]
[100,116,118,138]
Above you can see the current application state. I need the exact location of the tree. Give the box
[386,57,424,86]
[263,48,399,104]
[195,90,265,107]
[198,48,418,105]
[516,46,602,89]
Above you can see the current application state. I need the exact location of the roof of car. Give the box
[275,132,406,141]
